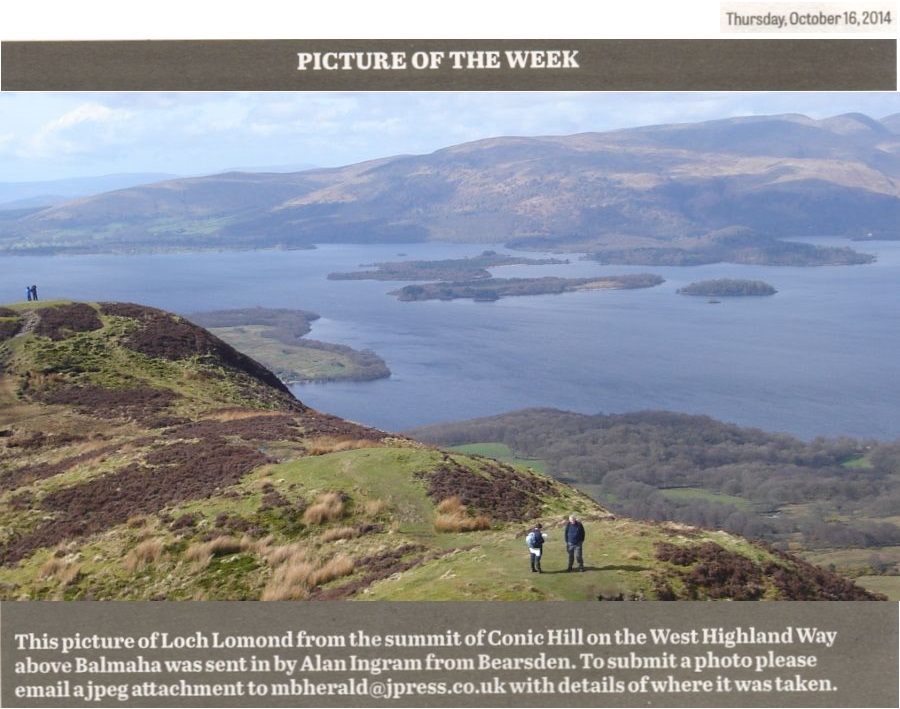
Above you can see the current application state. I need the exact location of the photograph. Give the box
[1,90,898,604]
[0,6,898,705]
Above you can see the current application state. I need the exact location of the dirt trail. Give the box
[16,309,40,337]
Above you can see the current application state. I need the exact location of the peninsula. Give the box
[187,307,390,383]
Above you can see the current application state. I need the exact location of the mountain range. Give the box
[0,300,885,601]
[1,113,897,263]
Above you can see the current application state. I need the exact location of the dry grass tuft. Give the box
[263,542,308,567]
[184,545,213,570]
[433,497,492,533]
[39,554,81,597]
[39,556,68,580]
[303,492,345,525]
[262,559,317,600]
[436,496,464,514]
[311,555,355,585]
[321,526,359,542]
[184,535,254,570]
[207,535,250,556]
[56,563,81,588]
[23,371,66,391]
[363,499,388,518]
[124,538,164,572]
[434,514,492,532]
[307,437,380,456]
[261,555,355,601]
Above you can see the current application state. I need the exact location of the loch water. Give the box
[5,237,899,441]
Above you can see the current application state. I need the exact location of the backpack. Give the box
[525,531,536,548]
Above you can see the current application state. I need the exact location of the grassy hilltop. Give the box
[0,301,884,601]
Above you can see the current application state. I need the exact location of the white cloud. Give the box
[30,102,134,156]
[2,91,899,182]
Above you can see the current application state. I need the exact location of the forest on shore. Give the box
[409,409,900,574]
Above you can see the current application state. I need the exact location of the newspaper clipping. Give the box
[0,3,898,707]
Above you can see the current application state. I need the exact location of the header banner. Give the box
[1,39,896,90]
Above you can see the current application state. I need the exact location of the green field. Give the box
[450,443,546,473]
[853,576,900,601]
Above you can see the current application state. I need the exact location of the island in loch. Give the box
[391,274,665,302]
[328,250,568,281]
[677,279,777,297]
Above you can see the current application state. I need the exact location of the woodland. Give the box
[411,409,900,556]
[677,279,777,296]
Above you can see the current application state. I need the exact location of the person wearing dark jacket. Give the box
[526,523,545,573]
[564,515,586,572]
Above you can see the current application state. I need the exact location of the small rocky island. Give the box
[677,279,777,297]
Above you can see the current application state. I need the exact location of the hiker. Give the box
[564,514,586,572]
[26,285,32,301]
[526,522,545,573]
[30,285,38,301]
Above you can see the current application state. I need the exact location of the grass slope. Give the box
[0,301,885,601]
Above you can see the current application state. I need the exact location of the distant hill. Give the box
[1,113,897,263]
[0,173,179,210]
[0,301,883,600]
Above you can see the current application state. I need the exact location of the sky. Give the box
[1,91,899,183]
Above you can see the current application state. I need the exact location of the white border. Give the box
[6,0,893,40]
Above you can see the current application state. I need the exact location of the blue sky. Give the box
[1,91,898,182]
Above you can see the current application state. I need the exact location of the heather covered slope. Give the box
[0,301,885,600]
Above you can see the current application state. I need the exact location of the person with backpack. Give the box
[564,514,586,572]
[526,522,545,573]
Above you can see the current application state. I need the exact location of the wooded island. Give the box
[677,279,777,297]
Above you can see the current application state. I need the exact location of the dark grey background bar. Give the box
[2,601,898,707]
[1,39,896,90]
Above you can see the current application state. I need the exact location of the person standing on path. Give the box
[30,285,38,301]
[526,523,545,573]
[564,514,586,572]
